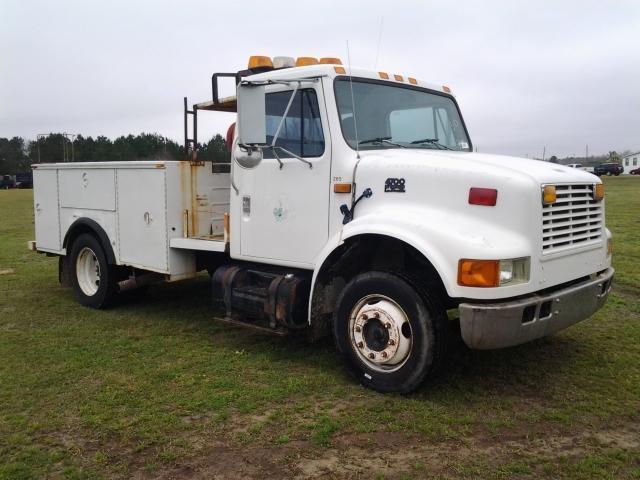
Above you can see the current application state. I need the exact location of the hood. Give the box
[357,149,599,185]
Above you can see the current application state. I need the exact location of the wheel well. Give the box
[63,219,116,265]
[309,234,450,341]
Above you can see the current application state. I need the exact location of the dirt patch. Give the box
[292,422,640,479]
[0,268,15,275]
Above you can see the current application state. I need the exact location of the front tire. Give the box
[69,234,116,308]
[333,271,448,393]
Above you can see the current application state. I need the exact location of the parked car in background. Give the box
[1,175,16,189]
[594,163,623,176]
[630,167,640,175]
[567,163,585,169]
[15,172,33,189]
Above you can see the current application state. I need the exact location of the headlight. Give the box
[498,258,530,285]
[458,257,530,287]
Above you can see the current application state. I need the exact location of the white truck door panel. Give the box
[33,169,61,251]
[59,169,116,211]
[116,169,168,272]
[234,84,331,266]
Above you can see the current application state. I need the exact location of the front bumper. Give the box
[459,268,614,349]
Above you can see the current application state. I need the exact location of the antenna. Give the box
[346,40,360,159]
[374,17,384,69]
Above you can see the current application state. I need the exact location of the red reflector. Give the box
[468,188,498,206]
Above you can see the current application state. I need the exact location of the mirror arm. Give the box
[274,146,313,169]
[271,83,300,149]
[270,146,284,169]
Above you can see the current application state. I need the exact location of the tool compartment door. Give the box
[116,168,169,273]
[33,169,61,252]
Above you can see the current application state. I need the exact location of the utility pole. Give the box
[586,144,588,164]
[542,146,546,162]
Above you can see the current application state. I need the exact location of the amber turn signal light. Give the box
[542,185,556,204]
[458,259,500,287]
[333,183,352,193]
[594,183,604,201]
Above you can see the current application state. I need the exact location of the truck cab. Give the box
[31,56,614,393]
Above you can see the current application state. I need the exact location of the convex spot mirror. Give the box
[233,144,263,169]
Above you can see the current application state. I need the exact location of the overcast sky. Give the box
[1,0,638,158]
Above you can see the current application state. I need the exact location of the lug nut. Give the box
[381,351,388,358]
[357,341,364,348]
[385,322,391,329]
[361,313,368,320]
[388,339,395,346]
[355,325,361,332]
[368,352,375,359]
[374,312,380,318]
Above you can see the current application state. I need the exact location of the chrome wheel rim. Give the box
[76,247,101,296]
[348,294,413,373]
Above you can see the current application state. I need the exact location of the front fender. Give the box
[341,204,534,299]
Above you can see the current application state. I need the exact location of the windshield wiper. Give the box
[410,138,453,150]
[358,136,406,148]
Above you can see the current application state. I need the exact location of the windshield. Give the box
[335,78,471,151]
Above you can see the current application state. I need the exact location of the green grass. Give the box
[1,177,639,479]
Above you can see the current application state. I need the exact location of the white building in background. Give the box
[622,151,639,173]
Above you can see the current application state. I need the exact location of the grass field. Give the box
[1,177,639,479]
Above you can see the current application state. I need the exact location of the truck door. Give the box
[232,82,331,267]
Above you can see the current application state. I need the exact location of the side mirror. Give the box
[233,144,263,169]
[237,83,266,146]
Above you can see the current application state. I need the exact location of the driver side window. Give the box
[264,89,325,158]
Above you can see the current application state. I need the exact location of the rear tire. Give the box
[333,271,449,393]
[69,233,116,308]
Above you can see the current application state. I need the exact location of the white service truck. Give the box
[31,56,614,393]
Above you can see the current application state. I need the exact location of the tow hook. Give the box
[340,188,373,225]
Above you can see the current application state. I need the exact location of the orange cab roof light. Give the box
[319,57,342,65]
[248,56,273,69]
[296,57,319,66]
[442,85,452,93]
[379,72,389,79]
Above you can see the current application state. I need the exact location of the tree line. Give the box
[0,133,230,175]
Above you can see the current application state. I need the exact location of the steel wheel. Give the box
[349,294,413,373]
[75,246,101,296]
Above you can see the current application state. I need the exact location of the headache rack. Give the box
[183,71,249,163]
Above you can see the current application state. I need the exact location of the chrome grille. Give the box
[542,184,603,253]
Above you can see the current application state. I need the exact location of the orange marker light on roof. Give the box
[379,72,389,79]
[394,74,403,82]
[296,57,319,66]
[408,77,417,85]
[334,66,346,74]
[248,56,273,69]
[442,85,451,93]
[320,57,342,65]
